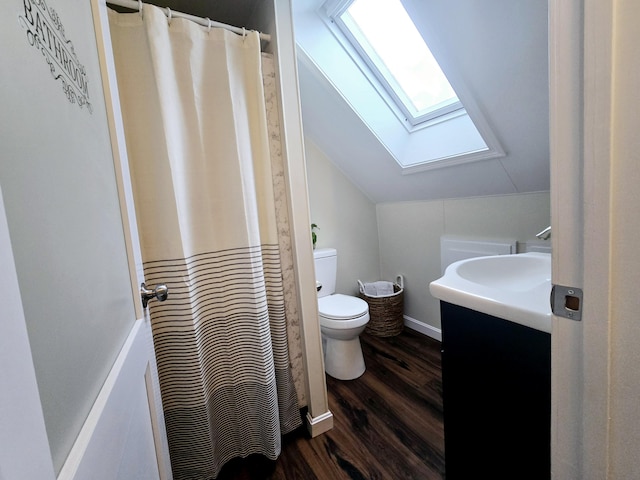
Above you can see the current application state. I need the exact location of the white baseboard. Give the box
[403,315,442,342]
[305,409,334,438]
[303,317,438,440]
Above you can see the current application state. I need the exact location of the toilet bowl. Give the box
[319,294,370,380]
[314,248,370,380]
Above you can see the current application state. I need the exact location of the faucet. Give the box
[536,226,551,240]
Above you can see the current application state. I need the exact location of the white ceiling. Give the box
[294,0,550,203]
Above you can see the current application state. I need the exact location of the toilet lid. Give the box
[318,294,368,320]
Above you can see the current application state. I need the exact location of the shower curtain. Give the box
[108,6,301,479]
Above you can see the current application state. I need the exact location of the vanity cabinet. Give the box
[440,302,551,480]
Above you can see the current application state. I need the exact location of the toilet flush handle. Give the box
[316,281,322,292]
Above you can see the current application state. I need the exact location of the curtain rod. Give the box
[106,0,271,43]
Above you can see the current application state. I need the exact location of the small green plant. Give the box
[311,223,319,249]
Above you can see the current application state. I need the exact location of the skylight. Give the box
[335,0,462,126]
[307,0,504,172]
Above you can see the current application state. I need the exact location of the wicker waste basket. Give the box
[357,275,404,337]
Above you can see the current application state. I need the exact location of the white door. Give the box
[0,192,170,480]
[0,0,171,479]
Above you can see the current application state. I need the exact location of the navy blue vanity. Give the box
[429,252,553,479]
[440,302,550,479]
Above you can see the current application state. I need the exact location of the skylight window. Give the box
[311,0,504,172]
[333,0,462,126]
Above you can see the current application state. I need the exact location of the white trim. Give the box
[400,145,503,175]
[334,4,461,127]
[91,0,145,320]
[297,46,502,174]
[305,410,334,438]
[403,315,442,342]
[57,318,163,480]
[549,0,585,478]
[273,0,333,432]
[58,319,141,479]
[320,5,461,132]
[314,13,420,131]
[322,0,351,18]
[90,1,172,476]
[295,45,398,159]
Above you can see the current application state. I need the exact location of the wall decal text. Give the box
[19,0,93,113]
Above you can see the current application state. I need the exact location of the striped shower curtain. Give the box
[108,6,301,479]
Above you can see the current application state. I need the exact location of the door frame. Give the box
[548,0,584,477]
[549,0,614,477]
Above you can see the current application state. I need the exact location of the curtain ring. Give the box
[206,17,212,33]
[165,7,172,25]
[138,0,143,18]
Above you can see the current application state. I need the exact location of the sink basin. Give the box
[430,252,552,333]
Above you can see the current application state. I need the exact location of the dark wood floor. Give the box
[218,329,445,479]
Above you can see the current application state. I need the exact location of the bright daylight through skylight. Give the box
[342,0,458,118]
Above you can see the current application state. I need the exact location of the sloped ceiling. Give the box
[293,0,550,203]
[115,0,549,204]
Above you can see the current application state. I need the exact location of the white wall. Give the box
[305,138,380,296]
[377,193,550,334]
[305,136,550,335]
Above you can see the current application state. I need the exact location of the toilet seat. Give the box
[318,294,368,320]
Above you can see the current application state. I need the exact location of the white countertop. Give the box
[429,252,552,333]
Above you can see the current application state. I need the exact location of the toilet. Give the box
[313,248,370,380]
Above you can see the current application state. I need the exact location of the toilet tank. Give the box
[313,248,337,298]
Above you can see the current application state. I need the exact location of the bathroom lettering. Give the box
[19,0,92,112]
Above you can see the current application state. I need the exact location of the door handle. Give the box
[140,283,169,308]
